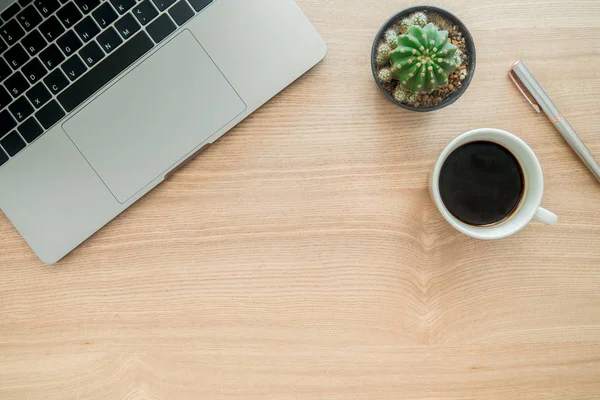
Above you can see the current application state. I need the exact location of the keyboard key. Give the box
[168,1,193,26]
[61,54,86,80]
[97,26,121,53]
[39,15,65,41]
[0,147,8,166]
[56,2,82,28]
[8,95,33,122]
[57,29,82,55]
[92,2,117,29]
[74,0,99,14]
[4,43,29,69]
[79,40,103,66]
[151,0,176,12]
[18,0,35,7]
[132,0,158,25]
[114,13,139,40]
[0,58,11,81]
[1,131,26,156]
[187,0,211,13]
[0,109,18,136]
[0,85,11,109]
[35,99,64,128]
[74,16,99,42]
[26,81,51,107]
[5,71,29,96]
[18,117,43,142]
[33,0,60,17]
[1,19,25,46]
[39,43,64,69]
[58,31,153,112]
[0,37,7,54]
[110,0,135,14]
[17,5,43,31]
[22,57,46,83]
[21,30,47,56]
[44,68,68,93]
[1,3,21,21]
[146,13,175,43]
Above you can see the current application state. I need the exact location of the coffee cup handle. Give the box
[534,207,558,225]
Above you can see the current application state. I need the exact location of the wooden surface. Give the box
[2,1,600,399]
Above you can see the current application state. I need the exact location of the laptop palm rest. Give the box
[62,30,246,203]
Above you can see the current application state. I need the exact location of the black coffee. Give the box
[439,141,524,226]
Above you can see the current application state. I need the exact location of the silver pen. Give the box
[509,60,600,183]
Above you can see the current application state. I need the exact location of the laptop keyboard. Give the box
[0,0,213,167]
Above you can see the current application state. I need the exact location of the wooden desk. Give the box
[2,1,600,398]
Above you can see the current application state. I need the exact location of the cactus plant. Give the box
[401,11,428,33]
[378,68,392,83]
[393,86,418,105]
[372,7,475,110]
[376,43,392,66]
[387,23,459,93]
[384,28,399,47]
[410,12,428,27]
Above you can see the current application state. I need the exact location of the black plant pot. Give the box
[371,6,476,112]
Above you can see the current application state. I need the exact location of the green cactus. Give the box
[401,11,428,33]
[387,23,459,93]
[376,43,391,66]
[410,12,428,27]
[384,28,399,47]
[393,86,418,105]
[378,68,392,83]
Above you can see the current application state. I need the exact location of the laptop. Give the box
[0,0,326,263]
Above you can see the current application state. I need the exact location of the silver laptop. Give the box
[0,0,326,263]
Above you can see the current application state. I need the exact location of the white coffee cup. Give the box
[430,128,557,240]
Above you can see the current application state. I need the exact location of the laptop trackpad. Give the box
[62,30,246,203]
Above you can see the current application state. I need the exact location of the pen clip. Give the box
[508,65,541,114]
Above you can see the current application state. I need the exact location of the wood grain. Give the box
[2,0,600,398]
